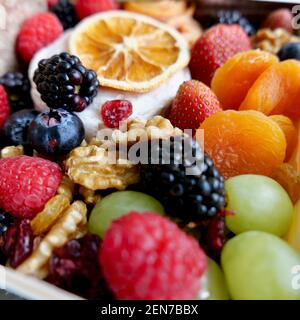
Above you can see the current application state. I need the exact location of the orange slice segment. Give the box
[69,10,190,92]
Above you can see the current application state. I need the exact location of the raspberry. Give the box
[17,13,63,63]
[75,0,119,20]
[47,0,59,9]
[4,220,34,268]
[99,212,207,300]
[101,100,133,128]
[0,85,10,129]
[0,156,62,219]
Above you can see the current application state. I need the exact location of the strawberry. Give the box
[75,0,119,20]
[262,9,293,33]
[0,85,10,129]
[168,80,222,132]
[189,24,251,86]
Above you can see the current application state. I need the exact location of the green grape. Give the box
[88,191,165,238]
[225,174,293,236]
[221,231,300,300]
[196,258,230,300]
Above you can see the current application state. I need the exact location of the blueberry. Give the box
[28,109,85,156]
[278,43,300,61]
[4,109,39,146]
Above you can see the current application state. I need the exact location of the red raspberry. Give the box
[17,13,63,63]
[0,156,62,219]
[99,212,207,300]
[189,24,251,86]
[0,85,10,129]
[101,100,133,128]
[47,0,58,8]
[75,0,120,20]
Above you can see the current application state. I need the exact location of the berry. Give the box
[47,235,112,299]
[0,156,62,219]
[28,109,85,157]
[3,219,34,268]
[101,100,133,128]
[17,12,63,63]
[48,0,59,8]
[168,80,221,133]
[0,85,10,129]
[50,0,79,30]
[262,9,293,33]
[209,10,255,36]
[0,210,14,237]
[278,42,300,61]
[0,72,33,112]
[75,0,119,20]
[99,211,207,300]
[34,52,99,112]
[140,136,226,223]
[205,211,227,260]
[189,24,251,86]
[4,109,39,146]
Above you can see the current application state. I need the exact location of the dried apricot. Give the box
[269,115,297,161]
[271,163,300,204]
[289,120,300,174]
[240,60,300,118]
[200,110,286,179]
[211,50,278,110]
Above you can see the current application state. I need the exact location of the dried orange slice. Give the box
[69,11,190,93]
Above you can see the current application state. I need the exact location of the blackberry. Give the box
[33,52,99,112]
[50,0,79,30]
[0,72,33,112]
[208,10,255,36]
[140,136,226,223]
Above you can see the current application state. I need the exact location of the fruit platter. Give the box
[1,0,300,300]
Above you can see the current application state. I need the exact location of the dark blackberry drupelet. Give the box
[33,52,99,112]
[207,10,255,36]
[50,0,79,30]
[0,72,33,112]
[140,136,226,223]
